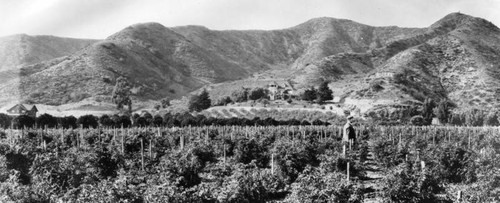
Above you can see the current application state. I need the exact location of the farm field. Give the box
[0,125,498,202]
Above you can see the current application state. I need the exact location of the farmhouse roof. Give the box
[6,104,38,114]
[7,104,28,113]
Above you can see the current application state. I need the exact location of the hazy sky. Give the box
[1,0,499,39]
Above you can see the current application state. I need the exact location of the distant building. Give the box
[267,81,296,100]
[6,104,38,118]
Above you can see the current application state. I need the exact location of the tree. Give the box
[485,111,499,126]
[316,81,333,104]
[433,100,453,124]
[0,113,12,128]
[112,76,132,113]
[77,115,98,128]
[216,96,232,106]
[301,87,317,102]
[188,89,212,112]
[36,113,58,129]
[421,98,436,125]
[143,112,153,126]
[99,114,115,127]
[464,108,484,126]
[115,115,131,128]
[248,88,267,101]
[136,117,148,127]
[12,115,35,129]
[231,88,249,102]
[153,115,163,127]
[60,116,78,129]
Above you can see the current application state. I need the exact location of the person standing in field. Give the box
[343,115,356,143]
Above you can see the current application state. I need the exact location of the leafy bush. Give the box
[286,166,364,203]
[234,138,269,168]
[373,139,409,168]
[381,163,443,203]
[159,141,216,188]
[216,165,287,202]
[272,139,319,183]
[410,115,425,126]
[425,144,477,184]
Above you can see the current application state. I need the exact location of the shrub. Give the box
[234,138,269,168]
[272,139,319,183]
[216,166,287,202]
[159,141,216,188]
[286,166,364,203]
[381,163,442,203]
[410,115,425,126]
[426,144,477,184]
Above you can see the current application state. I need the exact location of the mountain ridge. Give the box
[1,12,499,112]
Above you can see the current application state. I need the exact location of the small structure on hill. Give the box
[6,104,38,118]
[267,81,296,100]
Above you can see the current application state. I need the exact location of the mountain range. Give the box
[0,12,499,112]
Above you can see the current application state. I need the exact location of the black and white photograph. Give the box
[0,0,499,202]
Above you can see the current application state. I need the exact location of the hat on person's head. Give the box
[347,115,354,120]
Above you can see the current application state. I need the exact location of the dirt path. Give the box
[362,141,385,203]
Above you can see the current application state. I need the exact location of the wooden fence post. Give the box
[121,128,125,154]
[141,138,144,171]
[223,143,226,165]
[347,162,350,182]
[149,138,153,158]
[343,144,346,157]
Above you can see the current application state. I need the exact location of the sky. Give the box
[1,0,499,39]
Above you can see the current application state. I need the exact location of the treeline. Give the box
[368,98,500,126]
[0,112,332,129]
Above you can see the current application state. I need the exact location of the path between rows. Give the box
[362,140,385,203]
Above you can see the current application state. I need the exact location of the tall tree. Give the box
[188,89,212,112]
[301,87,317,102]
[433,100,453,124]
[421,98,436,125]
[112,77,132,113]
[36,113,58,129]
[248,88,267,101]
[316,81,333,104]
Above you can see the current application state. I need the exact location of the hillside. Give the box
[0,34,98,71]
[1,13,499,112]
[331,13,500,109]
